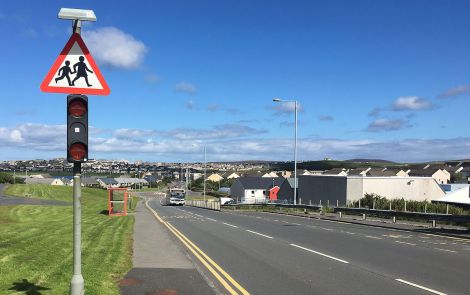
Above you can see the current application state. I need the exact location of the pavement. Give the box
[119,199,216,295]
[0,184,70,206]
[149,199,470,295]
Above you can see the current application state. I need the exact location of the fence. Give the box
[333,207,470,226]
[186,200,220,211]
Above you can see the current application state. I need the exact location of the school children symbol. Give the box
[40,33,110,95]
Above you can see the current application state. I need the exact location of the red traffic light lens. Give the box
[69,143,87,161]
[69,99,87,117]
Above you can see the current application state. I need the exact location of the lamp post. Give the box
[273,98,298,205]
[204,145,207,202]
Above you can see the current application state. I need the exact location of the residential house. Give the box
[408,169,450,184]
[227,172,240,179]
[322,168,348,176]
[262,172,278,178]
[207,173,224,182]
[230,177,285,204]
[97,178,119,189]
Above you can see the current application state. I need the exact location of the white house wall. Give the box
[347,177,446,202]
[242,189,266,204]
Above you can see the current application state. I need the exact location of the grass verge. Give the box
[0,184,135,294]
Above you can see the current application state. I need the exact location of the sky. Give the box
[1,0,470,163]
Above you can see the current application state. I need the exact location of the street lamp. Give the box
[204,145,207,202]
[273,98,298,205]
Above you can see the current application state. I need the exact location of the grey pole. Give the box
[204,145,206,202]
[70,163,84,295]
[294,100,298,206]
[70,19,84,295]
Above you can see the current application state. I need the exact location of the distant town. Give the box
[1,157,470,207]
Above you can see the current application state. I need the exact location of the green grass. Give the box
[0,185,135,295]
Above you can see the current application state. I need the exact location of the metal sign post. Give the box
[70,17,85,295]
[42,9,109,295]
[71,161,84,295]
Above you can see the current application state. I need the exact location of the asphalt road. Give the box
[149,199,470,295]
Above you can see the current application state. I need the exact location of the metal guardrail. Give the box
[221,203,322,211]
[186,200,221,211]
[333,207,470,224]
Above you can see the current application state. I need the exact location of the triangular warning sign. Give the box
[40,33,110,95]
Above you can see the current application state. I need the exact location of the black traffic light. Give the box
[67,95,88,163]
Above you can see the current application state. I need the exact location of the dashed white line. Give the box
[206,217,217,222]
[395,241,417,246]
[222,222,239,228]
[246,230,273,239]
[365,235,382,240]
[345,231,356,235]
[321,227,333,231]
[395,279,447,295]
[292,223,302,226]
[434,248,457,253]
[290,244,349,264]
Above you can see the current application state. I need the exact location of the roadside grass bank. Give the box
[0,184,135,294]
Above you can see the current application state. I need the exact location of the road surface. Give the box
[148,198,470,295]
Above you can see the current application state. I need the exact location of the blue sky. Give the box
[1,0,470,162]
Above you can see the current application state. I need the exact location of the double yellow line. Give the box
[145,200,250,295]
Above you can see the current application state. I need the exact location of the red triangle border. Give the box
[40,33,110,96]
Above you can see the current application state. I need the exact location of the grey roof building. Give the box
[230,177,285,203]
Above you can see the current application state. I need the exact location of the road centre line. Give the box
[245,230,274,239]
[145,201,250,295]
[290,243,349,264]
[365,235,382,240]
[223,222,239,228]
[395,279,447,295]
[206,217,217,222]
[395,241,417,246]
[434,248,457,253]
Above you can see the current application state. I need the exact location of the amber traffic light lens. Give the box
[69,143,87,161]
[69,99,87,117]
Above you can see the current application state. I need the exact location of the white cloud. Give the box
[113,128,156,139]
[367,118,412,132]
[186,100,196,110]
[392,96,433,111]
[5,123,470,162]
[318,115,333,121]
[145,74,160,84]
[270,101,304,115]
[438,84,470,99]
[175,82,197,94]
[83,27,147,69]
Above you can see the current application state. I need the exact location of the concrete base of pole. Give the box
[362,213,366,220]
[70,274,84,295]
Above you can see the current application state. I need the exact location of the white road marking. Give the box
[395,241,417,246]
[395,279,447,295]
[194,213,203,217]
[345,231,356,235]
[290,244,349,264]
[223,222,239,228]
[321,227,333,231]
[246,230,273,239]
[292,223,302,226]
[206,217,217,222]
[365,235,382,240]
[434,248,457,253]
